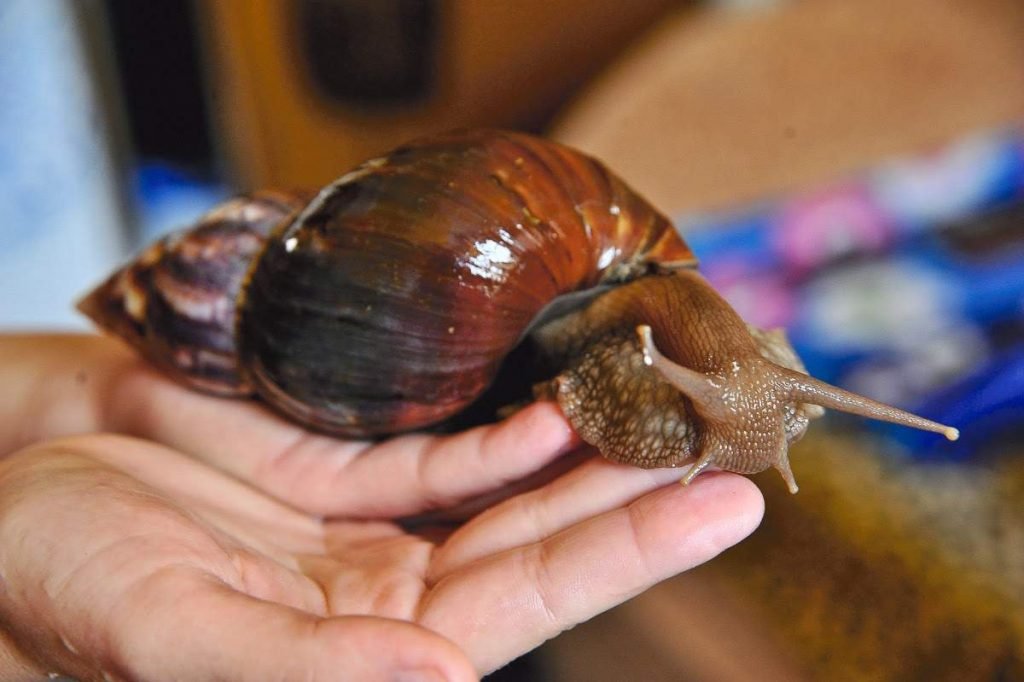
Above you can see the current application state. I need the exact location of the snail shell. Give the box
[80,130,958,493]
[239,130,693,434]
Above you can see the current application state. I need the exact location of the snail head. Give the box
[635,323,958,494]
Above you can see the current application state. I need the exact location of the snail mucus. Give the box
[78,130,958,493]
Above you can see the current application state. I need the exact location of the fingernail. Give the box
[394,668,448,682]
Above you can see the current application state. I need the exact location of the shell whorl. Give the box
[237,130,695,436]
[77,191,308,394]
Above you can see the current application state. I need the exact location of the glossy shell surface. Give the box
[239,130,695,435]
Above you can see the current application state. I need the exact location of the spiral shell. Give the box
[78,191,308,394]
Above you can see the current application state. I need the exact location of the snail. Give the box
[78,129,958,493]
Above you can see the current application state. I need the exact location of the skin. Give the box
[0,334,764,680]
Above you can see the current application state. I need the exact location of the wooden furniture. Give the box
[197,0,678,189]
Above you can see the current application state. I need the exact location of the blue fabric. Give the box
[678,128,1024,458]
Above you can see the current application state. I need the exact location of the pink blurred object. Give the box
[774,184,894,272]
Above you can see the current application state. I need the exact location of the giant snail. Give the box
[79,130,958,494]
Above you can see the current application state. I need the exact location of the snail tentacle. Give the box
[681,449,717,486]
[772,446,800,495]
[637,325,727,421]
[777,368,960,441]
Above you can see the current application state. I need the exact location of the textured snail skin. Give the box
[78,130,957,493]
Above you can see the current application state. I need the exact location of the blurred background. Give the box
[2,0,1023,679]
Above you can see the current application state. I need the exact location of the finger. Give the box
[418,472,764,674]
[73,568,476,682]
[110,368,578,516]
[326,402,578,517]
[397,446,593,530]
[429,456,689,580]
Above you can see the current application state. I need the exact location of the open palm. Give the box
[0,336,764,680]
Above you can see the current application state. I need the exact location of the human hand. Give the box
[0,336,764,679]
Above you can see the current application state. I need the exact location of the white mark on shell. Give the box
[118,272,147,321]
[465,239,515,281]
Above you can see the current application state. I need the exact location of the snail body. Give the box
[79,130,957,493]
